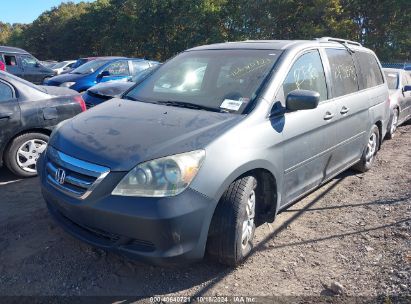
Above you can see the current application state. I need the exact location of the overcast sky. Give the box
[0,0,94,24]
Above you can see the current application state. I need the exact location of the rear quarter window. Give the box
[354,51,384,89]
[0,82,13,101]
[325,48,359,98]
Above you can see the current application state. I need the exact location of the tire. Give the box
[386,108,399,140]
[352,125,379,173]
[4,132,49,177]
[206,175,257,266]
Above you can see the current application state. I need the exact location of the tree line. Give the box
[0,0,409,62]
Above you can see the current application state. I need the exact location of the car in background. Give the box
[0,46,55,84]
[0,71,86,177]
[40,60,58,68]
[39,38,389,266]
[52,60,76,75]
[60,57,97,75]
[383,68,411,138]
[83,62,160,108]
[44,57,156,92]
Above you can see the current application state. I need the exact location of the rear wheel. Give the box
[386,108,399,139]
[352,125,379,173]
[4,133,49,177]
[206,176,257,266]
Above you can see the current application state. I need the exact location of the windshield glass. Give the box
[71,59,110,75]
[52,61,69,69]
[384,71,399,90]
[125,49,281,113]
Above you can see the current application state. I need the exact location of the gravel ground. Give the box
[0,124,410,301]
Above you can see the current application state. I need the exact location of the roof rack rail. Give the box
[315,37,362,47]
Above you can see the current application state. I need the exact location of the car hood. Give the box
[48,72,86,84]
[88,82,134,98]
[49,98,243,171]
[38,85,78,96]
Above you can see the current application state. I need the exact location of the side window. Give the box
[21,55,38,68]
[4,55,17,66]
[282,50,328,101]
[132,61,150,74]
[0,82,13,102]
[105,60,129,76]
[401,72,408,87]
[325,48,358,97]
[354,52,384,89]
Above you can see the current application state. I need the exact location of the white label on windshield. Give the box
[220,99,243,111]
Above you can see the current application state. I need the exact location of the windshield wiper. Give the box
[157,101,221,112]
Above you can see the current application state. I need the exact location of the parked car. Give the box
[60,57,97,75]
[383,68,411,138]
[0,71,86,177]
[40,60,58,68]
[0,46,55,84]
[83,63,161,108]
[39,38,389,266]
[44,57,156,92]
[52,60,77,75]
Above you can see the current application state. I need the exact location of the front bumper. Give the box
[38,153,216,265]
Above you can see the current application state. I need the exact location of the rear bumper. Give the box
[39,155,217,265]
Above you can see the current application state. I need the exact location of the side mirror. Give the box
[99,70,110,78]
[403,85,411,93]
[35,62,40,68]
[286,89,320,111]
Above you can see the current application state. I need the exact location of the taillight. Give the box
[74,95,86,112]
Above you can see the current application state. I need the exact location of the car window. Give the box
[21,55,38,68]
[354,51,384,89]
[4,55,17,66]
[132,61,150,74]
[71,59,110,74]
[384,71,399,90]
[282,50,327,102]
[0,82,13,102]
[105,60,129,76]
[401,72,408,87]
[326,48,358,97]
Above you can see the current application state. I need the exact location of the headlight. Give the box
[112,150,205,197]
[59,82,75,88]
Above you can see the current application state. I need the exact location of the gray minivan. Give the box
[39,37,389,266]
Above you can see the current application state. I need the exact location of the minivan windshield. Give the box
[125,49,282,113]
[71,59,110,75]
[383,71,399,90]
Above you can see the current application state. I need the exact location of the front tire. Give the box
[206,176,257,266]
[386,108,399,139]
[352,125,379,173]
[4,133,49,177]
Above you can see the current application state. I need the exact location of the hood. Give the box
[88,82,134,98]
[38,85,78,96]
[49,98,243,171]
[48,72,85,84]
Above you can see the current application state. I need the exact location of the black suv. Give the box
[0,46,55,84]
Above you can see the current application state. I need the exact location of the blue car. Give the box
[45,57,158,92]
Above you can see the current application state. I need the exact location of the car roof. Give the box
[187,37,371,53]
[0,45,30,55]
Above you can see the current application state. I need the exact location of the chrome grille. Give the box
[46,146,110,199]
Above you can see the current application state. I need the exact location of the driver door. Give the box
[0,80,21,149]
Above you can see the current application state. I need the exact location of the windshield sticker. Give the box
[221,99,243,111]
[387,73,397,77]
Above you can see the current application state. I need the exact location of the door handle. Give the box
[323,112,334,120]
[0,112,13,119]
[340,106,350,114]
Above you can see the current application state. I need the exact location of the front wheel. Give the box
[206,176,257,266]
[4,133,49,177]
[352,125,379,173]
[386,108,399,139]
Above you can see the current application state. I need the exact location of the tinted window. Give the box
[326,49,358,97]
[354,52,384,89]
[383,71,399,90]
[0,82,13,102]
[282,50,327,101]
[21,55,38,68]
[4,55,17,66]
[105,60,129,76]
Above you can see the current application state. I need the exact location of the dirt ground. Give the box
[0,124,410,301]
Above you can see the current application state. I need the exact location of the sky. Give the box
[0,0,95,24]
